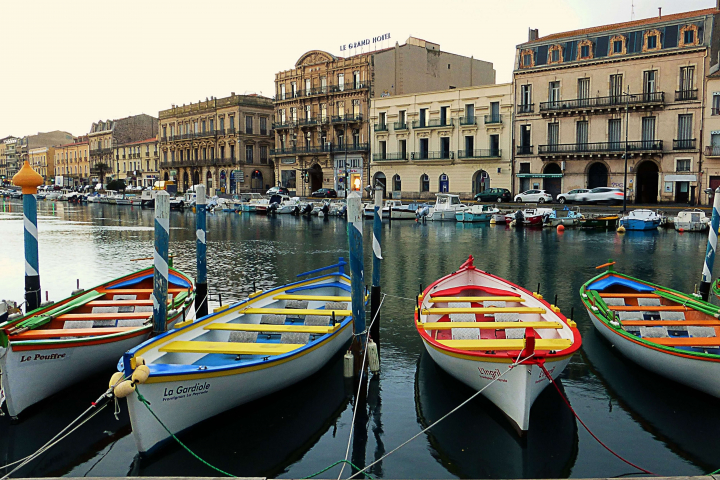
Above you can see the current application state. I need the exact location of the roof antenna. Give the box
[658,7,662,18]
[631,0,635,20]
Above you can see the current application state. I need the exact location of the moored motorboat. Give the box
[277,197,302,214]
[546,207,583,227]
[578,214,619,229]
[582,262,720,398]
[0,267,195,418]
[456,204,499,223]
[391,201,425,220]
[119,261,357,454]
[505,207,553,226]
[425,194,466,221]
[416,256,581,432]
[674,209,709,232]
[619,209,662,231]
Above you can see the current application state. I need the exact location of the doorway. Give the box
[373,172,387,198]
[542,163,562,200]
[439,174,449,193]
[183,171,189,192]
[635,161,659,204]
[473,170,490,195]
[251,170,263,192]
[675,181,689,203]
[308,164,323,194]
[587,162,608,189]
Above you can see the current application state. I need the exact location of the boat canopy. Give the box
[586,275,655,292]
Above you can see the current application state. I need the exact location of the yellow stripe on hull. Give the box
[273,294,352,302]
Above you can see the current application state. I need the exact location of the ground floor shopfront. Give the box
[275,153,369,197]
[160,163,274,194]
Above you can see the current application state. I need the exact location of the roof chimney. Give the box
[528,28,539,42]
[658,7,662,18]
[231,92,235,96]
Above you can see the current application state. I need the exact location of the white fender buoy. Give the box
[343,351,354,378]
[617,225,626,233]
[368,339,380,373]
[131,365,150,384]
[113,380,136,398]
[135,356,146,367]
[489,218,496,225]
[109,371,124,389]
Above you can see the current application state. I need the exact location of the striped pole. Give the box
[370,185,383,342]
[700,186,720,300]
[153,191,170,334]
[13,160,44,313]
[347,191,366,377]
[195,185,208,318]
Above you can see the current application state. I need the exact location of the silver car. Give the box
[557,189,590,204]
[579,187,625,204]
[514,189,553,203]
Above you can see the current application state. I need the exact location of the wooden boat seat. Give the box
[430,285,521,298]
[607,306,687,312]
[423,321,562,330]
[422,307,546,315]
[205,323,338,334]
[89,300,153,306]
[622,320,720,327]
[106,288,186,294]
[240,308,352,317]
[275,294,352,302]
[437,338,572,351]
[598,293,659,298]
[645,337,720,347]
[159,341,303,356]
[428,296,525,303]
[12,327,141,339]
[58,312,152,320]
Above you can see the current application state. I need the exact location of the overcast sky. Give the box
[0,0,712,139]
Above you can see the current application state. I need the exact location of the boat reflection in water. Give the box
[414,352,578,478]
[131,351,350,478]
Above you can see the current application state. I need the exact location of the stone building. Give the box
[16,131,74,167]
[273,37,496,197]
[0,136,20,184]
[370,84,512,199]
[29,147,55,183]
[513,7,720,204]
[158,94,274,194]
[88,114,157,185]
[113,137,160,188]
[54,137,90,186]
[703,68,720,199]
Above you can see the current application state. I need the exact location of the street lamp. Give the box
[622,86,630,212]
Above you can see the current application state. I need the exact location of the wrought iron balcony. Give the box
[673,139,696,150]
[538,140,663,156]
[331,114,363,124]
[459,116,477,126]
[517,104,534,114]
[374,123,388,132]
[373,152,408,161]
[412,151,454,160]
[484,115,502,125]
[272,121,294,129]
[393,122,409,130]
[330,82,369,93]
[298,117,318,127]
[675,90,698,101]
[90,147,112,156]
[540,92,664,114]
[516,145,533,155]
[705,146,720,157]
[458,149,501,159]
[334,142,368,152]
[411,119,454,129]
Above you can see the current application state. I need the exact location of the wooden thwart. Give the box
[428,296,526,303]
[422,307,546,315]
[622,320,720,327]
[58,312,152,321]
[422,321,562,330]
[159,341,303,356]
[88,300,154,306]
[239,308,352,317]
[607,306,687,312]
[646,337,720,347]
[598,293,659,298]
[274,294,352,302]
[104,288,186,294]
[438,338,573,351]
[205,323,338,334]
[12,327,143,339]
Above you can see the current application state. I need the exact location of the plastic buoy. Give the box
[131,365,150,384]
[679,228,685,233]
[343,351,354,378]
[557,224,565,232]
[109,371,124,389]
[368,339,380,373]
[617,225,626,233]
[113,380,136,398]
[510,219,517,227]
[490,218,497,225]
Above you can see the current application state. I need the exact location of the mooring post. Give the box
[347,191,366,377]
[153,191,170,334]
[700,186,720,301]
[370,185,383,343]
[195,184,208,318]
[13,161,44,313]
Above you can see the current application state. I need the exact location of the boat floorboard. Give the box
[428,296,526,303]
[644,337,720,347]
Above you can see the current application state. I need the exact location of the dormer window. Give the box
[647,35,657,49]
[551,49,559,62]
[643,29,661,52]
[680,24,699,47]
[684,29,694,44]
[581,45,589,57]
[520,49,534,68]
[578,40,593,60]
[609,35,626,56]
[613,40,623,53]
[548,44,563,65]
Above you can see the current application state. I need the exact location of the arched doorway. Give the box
[473,170,490,195]
[439,174,449,193]
[635,161,659,204]
[543,163,562,200]
[420,174,430,193]
[193,170,200,187]
[183,171,189,192]
[392,174,401,192]
[219,170,227,194]
[251,170,263,192]
[373,172,387,198]
[206,171,213,193]
[163,171,169,181]
[308,164,322,194]
[587,162,608,189]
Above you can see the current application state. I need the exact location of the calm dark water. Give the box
[1,198,718,479]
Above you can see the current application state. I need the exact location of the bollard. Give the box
[195,185,208,318]
[153,191,170,334]
[370,186,383,343]
[347,191,366,378]
[12,161,44,313]
[700,187,720,301]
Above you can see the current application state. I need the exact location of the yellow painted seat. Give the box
[428,296,526,303]
[274,294,352,302]
[437,338,572,351]
[422,307,546,315]
[159,341,303,356]
[205,323,339,334]
[422,321,562,330]
[240,308,351,317]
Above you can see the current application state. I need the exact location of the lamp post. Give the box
[622,86,630,212]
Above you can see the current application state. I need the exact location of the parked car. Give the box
[474,188,512,203]
[557,189,590,204]
[311,188,337,198]
[514,189,553,203]
[266,186,290,196]
[579,187,625,204]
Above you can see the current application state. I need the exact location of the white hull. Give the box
[586,307,720,397]
[390,208,417,220]
[426,209,462,221]
[674,221,708,232]
[127,324,352,453]
[422,341,570,431]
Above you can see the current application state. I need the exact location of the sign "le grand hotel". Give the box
[340,33,391,52]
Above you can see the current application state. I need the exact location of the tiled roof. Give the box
[119,137,157,146]
[528,7,718,44]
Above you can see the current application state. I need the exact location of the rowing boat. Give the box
[119,260,358,454]
[582,262,720,397]
[0,267,194,418]
[415,256,581,433]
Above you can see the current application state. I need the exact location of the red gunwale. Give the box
[416,261,582,361]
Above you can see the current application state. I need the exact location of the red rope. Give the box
[538,362,656,475]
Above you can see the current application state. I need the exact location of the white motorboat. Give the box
[391,202,425,220]
[619,209,662,231]
[277,197,302,214]
[328,199,347,217]
[455,204,500,223]
[425,194,467,221]
[674,209,709,232]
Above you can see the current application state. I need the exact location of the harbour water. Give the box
[1,198,719,479]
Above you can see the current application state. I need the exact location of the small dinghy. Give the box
[416,256,581,433]
[582,262,720,398]
[0,267,194,418]
[119,260,358,454]
[455,204,499,223]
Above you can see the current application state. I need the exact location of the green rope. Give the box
[135,386,374,480]
[708,467,720,475]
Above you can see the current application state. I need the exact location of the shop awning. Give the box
[515,173,564,178]
[664,174,697,182]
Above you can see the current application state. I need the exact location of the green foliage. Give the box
[106,179,126,191]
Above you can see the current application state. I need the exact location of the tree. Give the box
[95,162,110,187]
[106,179,126,191]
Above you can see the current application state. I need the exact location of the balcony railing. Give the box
[484,115,502,124]
[673,139,697,150]
[373,152,408,161]
[393,122,409,130]
[517,104,534,114]
[412,151,454,160]
[331,114,363,124]
[90,147,112,156]
[458,149,501,158]
[705,146,720,157]
[516,145,533,155]
[459,116,477,126]
[335,142,369,152]
[272,121,294,129]
[374,123,388,132]
[412,119,454,129]
[538,140,663,155]
[676,89,698,101]
[299,117,318,127]
[540,92,665,113]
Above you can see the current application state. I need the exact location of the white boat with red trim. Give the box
[416,256,581,433]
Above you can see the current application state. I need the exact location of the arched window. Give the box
[393,174,401,192]
[420,174,430,192]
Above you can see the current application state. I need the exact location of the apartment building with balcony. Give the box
[29,147,55,183]
[54,137,89,186]
[0,136,20,184]
[370,84,512,199]
[88,114,157,185]
[273,37,496,196]
[513,7,720,204]
[702,69,720,198]
[113,137,160,188]
[158,93,274,194]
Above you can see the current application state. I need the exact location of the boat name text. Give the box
[20,353,67,362]
[162,382,211,401]
[478,367,507,383]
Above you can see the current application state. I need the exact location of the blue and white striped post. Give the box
[347,191,366,377]
[195,184,208,318]
[153,191,170,334]
[700,187,720,300]
[13,161,44,313]
[370,185,383,342]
